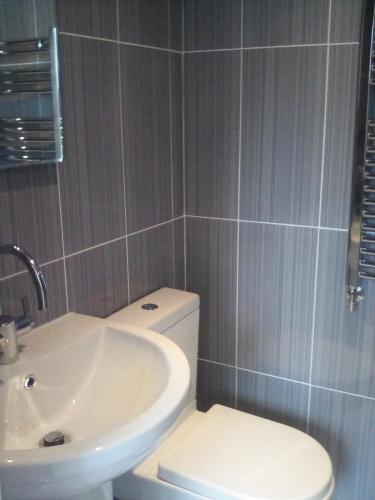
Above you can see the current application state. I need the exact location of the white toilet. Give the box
[108,288,334,500]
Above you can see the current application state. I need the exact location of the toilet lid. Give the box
[158,405,334,500]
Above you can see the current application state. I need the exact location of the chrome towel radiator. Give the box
[0,26,63,169]
[347,0,375,310]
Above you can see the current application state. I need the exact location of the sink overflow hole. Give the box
[24,375,36,390]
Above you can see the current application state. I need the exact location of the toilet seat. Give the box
[157,405,334,500]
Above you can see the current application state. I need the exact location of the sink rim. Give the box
[0,313,190,467]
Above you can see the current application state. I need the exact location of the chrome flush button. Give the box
[141,303,158,311]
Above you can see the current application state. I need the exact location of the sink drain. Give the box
[43,431,65,447]
[24,375,36,390]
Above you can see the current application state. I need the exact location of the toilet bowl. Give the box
[108,288,334,500]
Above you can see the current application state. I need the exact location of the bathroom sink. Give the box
[0,313,190,499]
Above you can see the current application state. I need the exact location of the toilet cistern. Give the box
[0,243,47,364]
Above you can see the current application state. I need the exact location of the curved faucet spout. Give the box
[0,244,47,310]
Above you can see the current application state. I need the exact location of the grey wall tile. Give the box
[238,223,317,381]
[0,260,67,327]
[237,370,309,431]
[170,0,182,51]
[0,0,56,40]
[33,0,57,37]
[0,165,63,279]
[66,239,128,318]
[243,0,329,47]
[35,0,56,37]
[312,230,375,398]
[321,46,358,229]
[57,0,117,39]
[173,218,186,290]
[197,359,236,412]
[186,217,237,365]
[185,52,240,218]
[330,0,364,44]
[171,54,183,218]
[59,36,125,254]
[309,388,375,500]
[121,46,172,233]
[118,0,171,49]
[0,0,36,40]
[128,222,176,303]
[240,47,326,225]
[184,0,242,51]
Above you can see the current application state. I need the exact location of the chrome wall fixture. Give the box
[0,26,63,169]
[347,0,375,311]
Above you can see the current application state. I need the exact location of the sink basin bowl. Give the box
[0,313,190,499]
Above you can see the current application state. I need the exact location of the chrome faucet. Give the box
[0,244,48,364]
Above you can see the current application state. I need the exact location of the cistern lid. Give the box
[158,404,334,500]
[109,287,199,333]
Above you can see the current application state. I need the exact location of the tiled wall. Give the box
[0,0,184,326]
[1,1,374,499]
[183,1,375,498]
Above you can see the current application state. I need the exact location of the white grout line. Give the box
[309,384,375,402]
[240,219,348,232]
[199,358,375,403]
[59,31,358,56]
[116,0,131,306]
[183,41,359,54]
[0,256,64,282]
[62,217,183,261]
[181,0,187,292]
[59,31,119,44]
[115,0,120,42]
[182,55,187,290]
[168,42,176,289]
[63,233,130,260]
[31,0,38,37]
[0,218,184,284]
[127,216,184,238]
[56,165,69,313]
[306,0,332,435]
[234,0,244,410]
[181,0,185,53]
[186,214,348,232]
[40,256,65,268]
[59,31,182,53]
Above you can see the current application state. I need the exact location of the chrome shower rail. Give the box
[346,0,375,311]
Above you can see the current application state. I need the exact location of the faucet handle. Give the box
[0,316,19,364]
[15,296,34,330]
[0,315,15,340]
[0,314,16,327]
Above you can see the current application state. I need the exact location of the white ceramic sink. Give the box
[0,313,190,499]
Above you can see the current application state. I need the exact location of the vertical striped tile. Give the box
[243,0,329,47]
[120,46,172,233]
[197,360,236,412]
[128,223,175,303]
[186,217,238,365]
[312,230,375,398]
[321,45,359,229]
[66,239,128,318]
[185,52,240,218]
[238,222,317,381]
[237,369,309,431]
[309,387,375,500]
[240,46,326,225]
